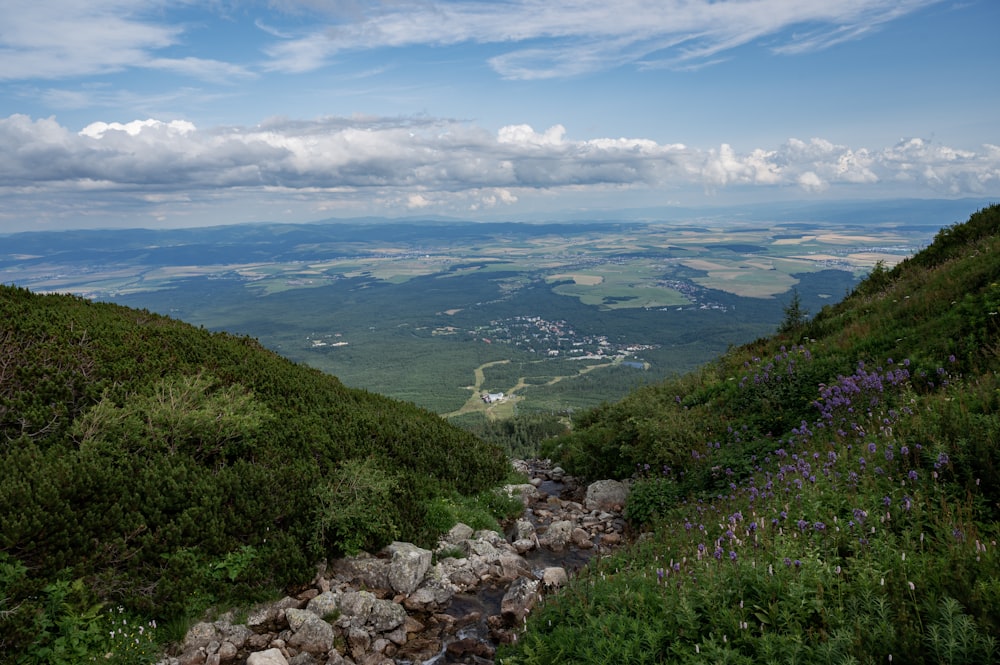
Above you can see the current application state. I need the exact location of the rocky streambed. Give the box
[162,460,630,665]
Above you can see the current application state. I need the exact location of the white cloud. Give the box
[0,0,251,83]
[0,113,997,229]
[262,0,945,78]
[0,1,181,80]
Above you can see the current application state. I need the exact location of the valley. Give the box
[0,214,937,417]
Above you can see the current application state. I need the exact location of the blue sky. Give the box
[1,0,998,231]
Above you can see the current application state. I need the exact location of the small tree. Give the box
[779,289,809,333]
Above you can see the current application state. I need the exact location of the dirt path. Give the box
[443,358,617,420]
[444,359,512,419]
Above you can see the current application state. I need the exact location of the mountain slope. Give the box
[0,286,508,653]
[502,205,1000,664]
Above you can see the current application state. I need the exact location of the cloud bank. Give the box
[1,113,997,228]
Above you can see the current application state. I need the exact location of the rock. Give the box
[601,532,623,546]
[512,538,536,554]
[305,591,340,618]
[500,577,540,625]
[288,654,319,665]
[325,650,347,665]
[330,553,389,591]
[368,598,407,633]
[216,642,238,662]
[337,590,376,626]
[183,622,220,651]
[285,608,315,632]
[288,615,335,655]
[512,518,536,541]
[511,459,532,476]
[394,637,443,663]
[401,578,455,612]
[494,551,532,582]
[463,537,503,559]
[446,637,496,660]
[297,588,319,602]
[246,606,284,634]
[571,527,594,549]
[384,542,432,595]
[538,520,574,551]
[347,626,371,661]
[585,479,629,512]
[542,567,568,588]
[442,522,475,545]
[246,649,289,665]
[503,483,539,505]
[550,466,566,481]
[177,651,206,665]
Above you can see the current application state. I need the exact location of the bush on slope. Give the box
[0,287,508,656]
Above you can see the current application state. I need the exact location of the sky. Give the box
[1,0,998,232]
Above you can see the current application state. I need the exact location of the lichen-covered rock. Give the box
[287,615,335,655]
[336,589,377,627]
[538,519,574,551]
[384,541,432,595]
[585,479,629,511]
[368,598,407,633]
[304,590,340,618]
[441,522,474,545]
[501,577,540,625]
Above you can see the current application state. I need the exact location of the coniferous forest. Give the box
[2,205,1000,664]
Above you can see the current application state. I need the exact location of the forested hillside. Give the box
[0,288,509,661]
[502,205,1000,664]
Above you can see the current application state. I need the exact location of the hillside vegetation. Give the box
[501,204,1000,664]
[0,288,509,661]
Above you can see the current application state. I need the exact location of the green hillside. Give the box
[0,288,509,660]
[501,205,1000,664]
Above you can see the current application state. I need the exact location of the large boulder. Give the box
[336,590,377,627]
[384,542,432,595]
[287,615,335,655]
[538,520,574,551]
[440,522,474,546]
[368,598,407,633]
[501,578,540,626]
[503,483,540,505]
[585,479,629,512]
[305,591,340,618]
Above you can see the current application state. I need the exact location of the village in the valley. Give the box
[474,315,657,363]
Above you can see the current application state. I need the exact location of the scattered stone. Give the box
[164,460,629,665]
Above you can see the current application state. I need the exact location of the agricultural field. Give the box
[0,213,940,416]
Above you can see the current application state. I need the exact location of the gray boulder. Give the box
[368,598,407,633]
[585,479,629,512]
[287,615,335,655]
[501,577,540,625]
[538,520,574,551]
[384,542,432,595]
